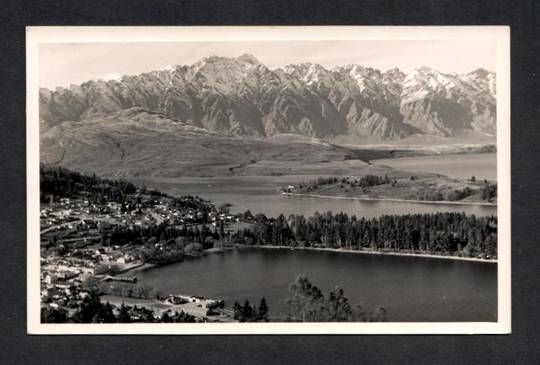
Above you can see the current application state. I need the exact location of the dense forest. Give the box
[107,222,223,249]
[232,211,498,258]
[96,210,497,259]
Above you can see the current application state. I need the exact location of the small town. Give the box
[40,167,247,323]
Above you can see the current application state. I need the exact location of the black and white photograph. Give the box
[26,26,510,334]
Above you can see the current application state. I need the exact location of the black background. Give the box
[1,1,539,364]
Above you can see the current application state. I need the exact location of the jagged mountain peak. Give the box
[193,54,259,68]
[409,65,448,79]
[462,68,496,97]
[468,68,493,78]
[237,53,260,65]
[283,63,328,76]
[39,55,497,140]
[349,64,381,75]
[400,66,496,136]
[383,67,405,81]
[283,63,333,87]
[405,67,464,92]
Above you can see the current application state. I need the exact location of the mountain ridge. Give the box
[39,54,496,140]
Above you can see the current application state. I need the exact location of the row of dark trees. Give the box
[231,211,498,258]
[104,210,497,258]
[232,298,269,322]
[415,187,474,202]
[286,275,387,322]
[108,222,223,250]
[298,175,391,191]
[482,182,497,201]
[41,165,217,209]
[170,195,214,215]
[355,174,392,188]
[40,165,139,203]
[233,275,385,322]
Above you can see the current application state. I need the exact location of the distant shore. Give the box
[254,245,497,263]
[282,192,497,207]
[124,243,497,278]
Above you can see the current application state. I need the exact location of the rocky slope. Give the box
[40,54,496,140]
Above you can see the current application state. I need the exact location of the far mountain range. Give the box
[40,54,496,140]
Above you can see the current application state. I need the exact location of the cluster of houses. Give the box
[40,245,144,306]
[40,192,244,319]
[42,257,95,279]
[41,198,156,232]
[209,211,239,226]
[93,246,137,265]
[153,204,206,224]
[151,200,240,227]
[40,257,95,313]
[41,285,91,314]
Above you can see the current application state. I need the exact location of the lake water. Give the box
[374,153,497,181]
[136,248,497,322]
[136,174,497,218]
[133,153,498,322]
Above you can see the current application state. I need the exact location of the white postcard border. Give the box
[26,26,511,335]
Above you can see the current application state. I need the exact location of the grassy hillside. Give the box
[40,108,379,178]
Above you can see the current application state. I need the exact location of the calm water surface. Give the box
[375,153,497,181]
[136,174,497,218]
[137,248,497,322]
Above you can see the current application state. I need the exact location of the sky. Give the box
[39,40,496,89]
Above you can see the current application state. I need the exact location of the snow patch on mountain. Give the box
[39,54,496,140]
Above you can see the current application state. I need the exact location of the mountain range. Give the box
[39,54,496,140]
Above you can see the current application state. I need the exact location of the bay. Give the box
[136,248,497,322]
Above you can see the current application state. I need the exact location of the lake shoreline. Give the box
[281,192,497,207]
[127,245,497,277]
[253,245,498,263]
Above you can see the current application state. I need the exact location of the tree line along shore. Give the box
[40,165,498,269]
[39,165,497,323]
